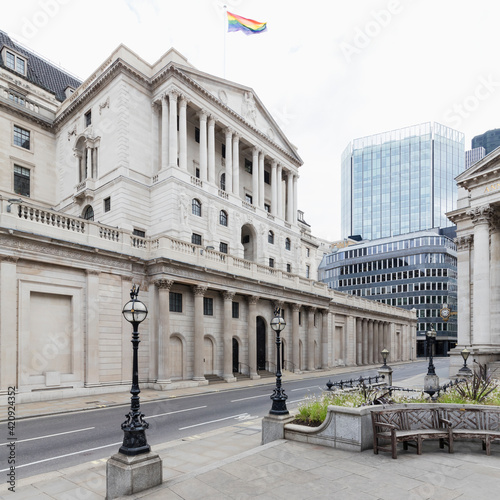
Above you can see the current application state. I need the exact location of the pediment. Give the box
[174,65,302,164]
[457,146,500,187]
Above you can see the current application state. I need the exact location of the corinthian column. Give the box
[161,94,168,170]
[292,304,300,372]
[287,173,294,222]
[271,160,278,216]
[179,96,187,170]
[198,111,208,182]
[467,205,493,346]
[193,286,207,381]
[258,151,265,208]
[247,296,260,379]
[225,128,233,194]
[222,291,236,381]
[252,148,259,205]
[168,92,178,167]
[455,235,472,346]
[208,115,215,183]
[155,279,174,385]
[232,133,240,195]
[307,307,316,370]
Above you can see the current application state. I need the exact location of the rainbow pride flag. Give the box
[227,11,267,35]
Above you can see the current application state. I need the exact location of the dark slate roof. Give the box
[0,30,81,102]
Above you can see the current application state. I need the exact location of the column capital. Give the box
[247,295,259,305]
[161,93,168,102]
[0,255,18,264]
[167,90,180,102]
[197,110,208,121]
[232,132,240,142]
[155,279,174,290]
[193,285,207,296]
[467,205,494,225]
[271,159,278,168]
[208,115,216,126]
[86,269,100,276]
[252,146,261,155]
[273,300,284,311]
[307,306,316,313]
[179,95,188,107]
[292,303,301,312]
[455,234,473,251]
[222,291,235,301]
[225,126,235,137]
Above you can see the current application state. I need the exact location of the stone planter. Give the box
[284,405,374,452]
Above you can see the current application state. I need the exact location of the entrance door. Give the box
[204,337,214,375]
[232,338,239,373]
[256,317,266,371]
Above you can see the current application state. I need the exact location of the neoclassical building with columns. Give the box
[0,31,416,403]
[447,147,500,375]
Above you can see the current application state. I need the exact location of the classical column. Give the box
[247,296,260,379]
[292,304,300,372]
[468,205,493,346]
[293,174,298,224]
[307,307,316,371]
[0,257,18,392]
[168,91,178,167]
[373,321,380,363]
[252,148,259,205]
[277,164,283,218]
[362,318,368,365]
[155,279,173,385]
[346,315,355,366]
[151,103,160,174]
[224,128,233,194]
[321,310,328,369]
[368,320,374,365]
[258,151,265,208]
[455,235,472,346]
[86,147,92,178]
[232,133,240,196]
[198,111,208,182]
[223,291,236,381]
[179,96,188,170]
[121,277,133,384]
[193,286,207,381]
[271,160,278,216]
[85,270,100,386]
[287,173,294,222]
[161,94,168,170]
[356,318,362,365]
[207,115,215,183]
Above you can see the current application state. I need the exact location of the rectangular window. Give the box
[219,242,228,254]
[195,127,200,143]
[306,265,310,278]
[245,194,253,204]
[286,263,291,273]
[4,50,26,75]
[299,311,302,325]
[203,297,213,316]
[245,158,253,174]
[133,229,146,238]
[232,301,239,318]
[169,292,182,312]
[264,203,271,212]
[192,233,202,245]
[222,144,226,159]
[269,258,275,268]
[196,167,200,179]
[14,125,30,150]
[14,165,30,197]
[264,170,270,184]
[85,110,92,127]
[104,197,111,212]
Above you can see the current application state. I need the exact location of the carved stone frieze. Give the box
[455,235,473,251]
[155,279,174,290]
[222,291,235,301]
[466,205,494,225]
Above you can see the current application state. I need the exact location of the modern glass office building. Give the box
[341,123,465,240]
[471,128,500,155]
[318,229,457,356]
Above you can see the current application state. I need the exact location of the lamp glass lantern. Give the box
[381,348,389,367]
[459,347,472,375]
[269,309,288,415]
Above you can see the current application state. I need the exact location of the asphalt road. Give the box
[0,358,449,479]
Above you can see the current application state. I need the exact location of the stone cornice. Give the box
[0,98,53,130]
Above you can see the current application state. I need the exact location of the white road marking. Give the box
[179,414,245,430]
[291,386,320,392]
[230,394,269,402]
[0,427,95,446]
[0,442,122,472]
[148,405,207,418]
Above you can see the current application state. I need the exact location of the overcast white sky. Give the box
[4,0,500,240]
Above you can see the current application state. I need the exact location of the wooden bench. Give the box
[372,406,500,459]
[371,407,452,459]
[441,407,500,455]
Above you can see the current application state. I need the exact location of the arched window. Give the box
[220,210,228,226]
[192,198,201,216]
[268,230,274,244]
[220,173,226,191]
[83,205,94,221]
[285,238,291,251]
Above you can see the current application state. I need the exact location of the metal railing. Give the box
[325,375,385,390]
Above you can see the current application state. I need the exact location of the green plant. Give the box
[454,362,497,403]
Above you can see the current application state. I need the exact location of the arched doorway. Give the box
[204,337,214,375]
[241,224,257,262]
[232,338,239,373]
[256,316,266,371]
[170,336,183,380]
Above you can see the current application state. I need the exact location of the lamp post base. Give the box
[262,413,295,444]
[106,451,162,500]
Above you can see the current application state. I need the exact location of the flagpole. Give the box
[223,4,227,79]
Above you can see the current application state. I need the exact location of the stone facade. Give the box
[447,148,500,374]
[0,34,416,403]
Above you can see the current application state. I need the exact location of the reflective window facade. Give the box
[318,230,457,356]
[341,123,464,240]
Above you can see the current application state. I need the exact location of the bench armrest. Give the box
[374,421,396,430]
[439,417,452,427]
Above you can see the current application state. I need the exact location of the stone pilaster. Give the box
[168,91,178,167]
[247,296,260,379]
[193,286,207,381]
[292,303,300,372]
[155,279,174,385]
[224,128,233,194]
[222,291,236,381]
[178,96,188,170]
[307,307,316,371]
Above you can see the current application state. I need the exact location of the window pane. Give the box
[14,126,30,149]
[169,292,182,312]
[203,297,213,316]
[14,165,30,197]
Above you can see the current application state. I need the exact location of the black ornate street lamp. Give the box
[381,348,389,368]
[269,308,288,415]
[458,347,472,376]
[424,328,439,398]
[119,285,150,456]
